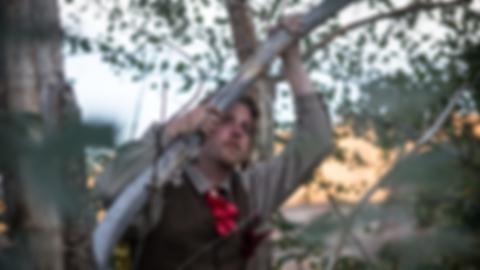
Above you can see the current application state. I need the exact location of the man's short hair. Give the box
[201,93,260,137]
[236,95,259,136]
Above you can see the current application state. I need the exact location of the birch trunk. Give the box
[226,1,274,269]
[227,0,275,161]
[0,0,90,269]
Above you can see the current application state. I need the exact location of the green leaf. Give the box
[160,61,170,71]
[380,228,476,268]
[195,15,204,24]
[379,0,393,9]
[79,39,91,52]
[175,62,187,73]
[357,35,366,47]
[385,146,475,193]
[214,17,229,25]
[179,75,193,93]
[297,212,340,247]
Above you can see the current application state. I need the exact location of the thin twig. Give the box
[326,88,465,270]
[267,0,289,29]
[414,90,465,148]
[129,40,149,139]
[163,39,207,115]
[129,82,147,138]
[325,193,374,265]
[305,0,470,59]
[160,87,168,122]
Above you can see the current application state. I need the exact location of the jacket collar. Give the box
[185,164,232,195]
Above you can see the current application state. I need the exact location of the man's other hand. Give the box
[165,105,222,140]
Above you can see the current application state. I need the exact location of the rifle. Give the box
[93,0,356,268]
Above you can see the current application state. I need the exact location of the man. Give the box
[96,17,333,270]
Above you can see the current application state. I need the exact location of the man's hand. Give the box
[279,15,302,66]
[278,15,314,96]
[165,105,222,140]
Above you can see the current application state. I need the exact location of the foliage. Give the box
[59,0,480,269]
[62,0,480,127]
[0,112,114,268]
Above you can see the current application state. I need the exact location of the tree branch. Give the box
[414,90,464,147]
[227,0,278,160]
[227,0,258,62]
[325,192,374,264]
[267,0,289,29]
[269,0,471,83]
[305,0,471,60]
[163,39,207,115]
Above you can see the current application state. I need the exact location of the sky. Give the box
[61,0,479,144]
[61,0,297,144]
[65,53,200,142]
[65,49,298,144]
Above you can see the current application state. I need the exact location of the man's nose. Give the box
[230,123,243,138]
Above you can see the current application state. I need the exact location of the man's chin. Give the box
[218,155,242,169]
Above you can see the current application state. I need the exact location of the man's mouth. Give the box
[224,141,240,151]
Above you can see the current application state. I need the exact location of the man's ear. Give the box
[242,144,258,169]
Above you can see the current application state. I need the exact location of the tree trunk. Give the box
[226,0,275,162]
[0,0,91,269]
[226,1,275,269]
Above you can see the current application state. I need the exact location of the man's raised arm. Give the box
[242,17,334,217]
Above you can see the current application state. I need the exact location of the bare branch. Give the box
[163,39,207,115]
[267,0,289,29]
[414,90,464,147]
[326,193,374,264]
[163,41,207,80]
[160,87,168,121]
[129,83,147,138]
[269,0,471,83]
[226,0,258,62]
[305,0,471,59]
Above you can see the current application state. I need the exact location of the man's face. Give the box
[200,103,254,168]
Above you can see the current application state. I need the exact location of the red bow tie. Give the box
[204,189,239,237]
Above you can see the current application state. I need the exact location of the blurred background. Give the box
[0,0,479,269]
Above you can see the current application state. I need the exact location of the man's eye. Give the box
[222,115,233,124]
[242,124,253,135]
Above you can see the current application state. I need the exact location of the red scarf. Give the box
[204,189,239,236]
[204,189,271,258]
